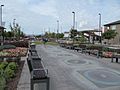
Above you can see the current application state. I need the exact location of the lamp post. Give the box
[13,19,16,39]
[0,5,4,26]
[13,19,16,27]
[99,13,102,44]
[57,20,59,34]
[1,5,4,45]
[57,20,59,42]
[72,11,75,29]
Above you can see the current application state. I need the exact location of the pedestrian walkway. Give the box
[17,57,30,90]
[17,45,120,90]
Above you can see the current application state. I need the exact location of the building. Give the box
[64,32,70,38]
[104,20,120,45]
[79,29,101,44]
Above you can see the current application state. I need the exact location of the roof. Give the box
[104,20,120,26]
[64,32,69,33]
[0,26,5,29]
[78,29,101,33]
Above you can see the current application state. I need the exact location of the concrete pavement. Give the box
[17,45,120,90]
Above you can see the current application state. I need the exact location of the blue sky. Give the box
[1,0,120,34]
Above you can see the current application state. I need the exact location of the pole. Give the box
[1,5,4,26]
[61,26,62,33]
[1,5,4,45]
[99,13,101,44]
[72,12,75,29]
[57,20,59,34]
[57,20,59,42]
[76,21,77,30]
[72,12,75,44]
[13,19,16,39]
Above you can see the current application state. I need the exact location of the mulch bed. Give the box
[5,61,25,90]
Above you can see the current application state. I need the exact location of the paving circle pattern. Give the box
[67,60,86,64]
[57,54,72,56]
[53,50,61,52]
[81,69,120,87]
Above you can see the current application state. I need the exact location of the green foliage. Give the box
[78,33,86,43]
[70,29,77,39]
[4,31,14,39]
[0,62,18,89]
[51,32,56,38]
[44,32,64,39]
[7,62,17,70]
[0,45,16,51]
[9,23,25,40]
[86,44,103,50]
[35,35,41,38]
[0,62,8,70]
[0,76,6,90]
[102,30,117,40]
[0,45,16,50]
[4,67,15,79]
[56,33,64,38]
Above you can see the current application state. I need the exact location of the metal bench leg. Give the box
[111,57,113,62]
[81,49,83,53]
[97,51,99,58]
[47,78,50,90]
[31,79,34,90]
[116,58,118,63]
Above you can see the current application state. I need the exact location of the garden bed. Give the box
[0,47,28,57]
[5,61,25,90]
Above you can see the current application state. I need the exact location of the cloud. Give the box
[30,0,58,18]
[79,20,88,28]
[1,0,120,34]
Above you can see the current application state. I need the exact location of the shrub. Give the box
[8,62,17,70]
[0,76,6,90]
[0,46,4,51]
[0,62,8,70]
[86,44,103,51]
[4,41,29,48]
[3,45,16,49]
[0,45,16,51]
[4,67,15,79]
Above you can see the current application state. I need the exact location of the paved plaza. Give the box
[17,45,120,90]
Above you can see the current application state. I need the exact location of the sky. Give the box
[1,0,120,35]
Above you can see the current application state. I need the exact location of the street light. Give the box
[99,13,102,44]
[0,5,4,45]
[13,19,16,27]
[1,5,4,26]
[57,20,59,34]
[57,20,59,42]
[13,19,16,39]
[72,11,75,29]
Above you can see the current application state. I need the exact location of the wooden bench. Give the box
[27,53,49,90]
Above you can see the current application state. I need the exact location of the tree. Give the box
[70,28,77,43]
[58,33,64,38]
[44,32,49,38]
[78,32,86,43]
[51,32,56,38]
[9,23,23,40]
[56,33,64,39]
[35,35,41,38]
[102,30,117,44]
